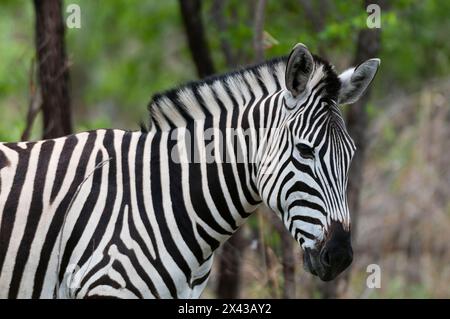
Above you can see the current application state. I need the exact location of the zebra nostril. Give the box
[320,248,331,267]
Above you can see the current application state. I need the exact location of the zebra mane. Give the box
[146,54,340,131]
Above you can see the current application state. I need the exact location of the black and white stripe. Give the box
[0,43,379,298]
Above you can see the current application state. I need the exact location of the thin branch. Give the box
[21,58,42,141]
[298,0,327,33]
[298,0,329,58]
[253,0,267,63]
[210,0,236,68]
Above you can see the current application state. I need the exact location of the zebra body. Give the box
[0,129,227,298]
[0,44,380,298]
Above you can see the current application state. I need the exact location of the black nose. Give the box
[319,222,353,280]
[320,245,353,273]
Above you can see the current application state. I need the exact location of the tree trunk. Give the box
[267,211,296,298]
[280,227,295,298]
[253,0,267,63]
[252,0,297,298]
[316,0,383,299]
[346,13,382,241]
[178,0,215,77]
[34,0,72,139]
[216,228,246,298]
[210,0,237,68]
[178,0,245,298]
[298,0,330,58]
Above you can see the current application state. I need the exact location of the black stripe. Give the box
[32,133,96,297]
[58,149,104,283]
[0,143,35,275]
[285,180,323,202]
[9,140,55,298]
[295,228,315,240]
[196,90,241,229]
[151,132,192,287]
[289,215,323,233]
[167,134,205,263]
[191,269,211,287]
[187,121,233,235]
[111,260,143,298]
[288,200,326,216]
[213,90,252,220]
[87,275,123,293]
[76,246,112,297]
[50,135,78,203]
[197,225,220,251]
[133,134,178,298]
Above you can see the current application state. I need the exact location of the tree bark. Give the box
[253,0,267,63]
[316,0,383,298]
[347,0,385,240]
[298,0,330,58]
[210,0,237,68]
[34,0,72,139]
[267,211,296,298]
[216,228,247,298]
[178,0,245,298]
[253,0,297,298]
[21,58,42,141]
[178,0,215,77]
[346,17,382,241]
[280,227,295,298]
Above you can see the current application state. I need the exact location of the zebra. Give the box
[0,43,380,298]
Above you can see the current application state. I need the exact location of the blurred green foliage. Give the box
[0,0,448,142]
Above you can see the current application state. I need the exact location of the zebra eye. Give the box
[296,143,315,159]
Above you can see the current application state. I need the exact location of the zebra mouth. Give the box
[303,248,318,276]
[303,248,334,281]
[303,245,353,282]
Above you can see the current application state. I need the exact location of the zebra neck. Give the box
[147,57,287,132]
[144,58,289,259]
[148,94,289,264]
[147,124,262,257]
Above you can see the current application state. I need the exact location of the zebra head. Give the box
[259,43,380,281]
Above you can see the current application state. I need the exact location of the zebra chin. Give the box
[302,222,353,281]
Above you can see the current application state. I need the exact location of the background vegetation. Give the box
[0,0,449,298]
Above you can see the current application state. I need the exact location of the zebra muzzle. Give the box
[303,223,353,281]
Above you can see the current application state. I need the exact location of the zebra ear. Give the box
[338,58,380,104]
[285,43,315,98]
